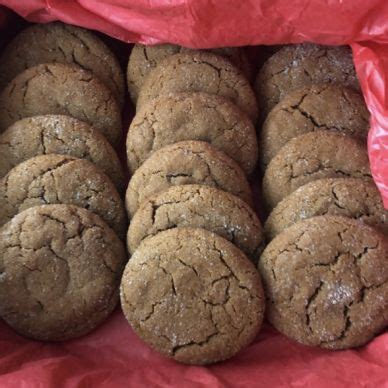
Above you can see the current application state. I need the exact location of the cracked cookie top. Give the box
[262,131,371,209]
[258,215,388,349]
[0,22,125,107]
[0,63,122,146]
[260,84,369,169]
[255,44,359,118]
[136,52,258,122]
[0,154,126,239]
[120,227,264,364]
[265,178,388,240]
[0,115,125,192]
[125,140,253,217]
[0,204,127,341]
[127,44,253,102]
[127,184,264,262]
[127,92,258,174]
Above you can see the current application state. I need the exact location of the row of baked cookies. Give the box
[0,24,129,341]
[121,45,266,364]
[255,44,388,349]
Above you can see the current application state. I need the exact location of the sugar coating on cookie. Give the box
[0,115,125,192]
[260,84,369,168]
[127,184,264,262]
[126,140,253,217]
[259,215,388,349]
[255,44,359,117]
[262,131,371,208]
[0,63,122,146]
[0,22,125,106]
[127,92,258,174]
[0,154,126,239]
[265,178,388,240]
[121,227,265,364]
[137,52,258,122]
[127,44,253,102]
[0,204,127,341]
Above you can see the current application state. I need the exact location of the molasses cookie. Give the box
[0,63,122,146]
[137,52,258,122]
[258,215,388,349]
[127,92,258,174]
[260,84,369,169]
[126,141,253,217]
[262,131,371,208]
[127,184,264,262]
[0,204,126,341]
[255,44,359,117]
[0,22,125,106]
[0,115,125,192]
[121,227,265,364]
[0,154,126,239]
[127,44,253,102]
[265,178,388,240]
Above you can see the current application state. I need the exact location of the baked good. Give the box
[137,52,258,122]
[127,92,258,174]
[0,22,125,107]
[265,178,388,240]
[0,63,122,146]
[127,44,253,102]
[258,215,388,349]
[0,154,126,239]
[0,204,126,341]
[121,227,264,364]
[260,84,369,169]
[0,115,125,192]
[262,131,371,208]
[126,141,253,217]
[255,44,359,117]
[127,184,264,262]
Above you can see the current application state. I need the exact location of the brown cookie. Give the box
[0,22,125,107]
[255,44,359,118]
[258,215,388,349]
[121,227,264,364]
[127,185,264,262]
[126,141,253,217]
[137,52,258,122]
[0,154,126,239]
[265,178,388,240]
[260,84,370,169]
[262,131,371,209]
[0,115,125,192]
[0,204,126,341]
[127,44,253,102]
[127,92,258,174]
[0,63,122,146]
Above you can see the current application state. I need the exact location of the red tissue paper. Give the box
[0,1,388,387]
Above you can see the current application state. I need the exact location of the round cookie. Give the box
[265,178,388,240]
[260,84,370,169]
[127,92,258,174]
[127,185,264,262]
[0,63,122,146]
[0,115,125,192]
[126,141,253,217]
[121,227,265,364]
[258,215,388,349]
[127,44,253,102]
[0,204,126,341]
[262,131,371,209]
[0,154,126,239]
[137,52,258,122]
[0,22,125,107]
[255,44,360,117]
